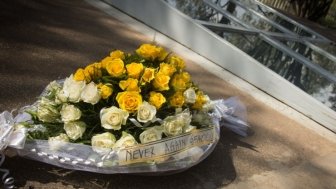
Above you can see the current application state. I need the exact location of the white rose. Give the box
[45,81,62,99]
[48,133,69,151]
[62,74,85,103]
[100,106,129,130]
[64,121,86,140]
[139,126,163,144]
[46,81,62,92]
[60,104,81,123]
[114,131,138,149]
[81,82,101,105]
[137,101,156,123]
[162,117,184,136]
[56,89,68,104]
[37,97,60,123]
[91,132,116,154]
[163,110,192,136]
[183,88,196,103]
[201,95,213,111]
[192,112,213,126]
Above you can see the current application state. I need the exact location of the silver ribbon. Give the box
[0,151,15,189]
[0,111,29,151]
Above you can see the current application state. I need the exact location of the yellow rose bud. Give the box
[119,78,140,92]
[106,58,125,77]
[84,65,94,77]
[73,68,89,82]
[171,72,191,91]
[84,63,102,80]
[181,72,191,81]
[98,84,113,99]
[149,91,166,109]
[140,68,156,85]
[169,55,185,70]
[116,91,143,112]
[153,73,170,91]
[169,91,185,108]
[136,44,166,61]
[159,63,176,76]
[126,62,144,79]
[110,50,125,60]
[192,91,207,110]
[93,62,102,69]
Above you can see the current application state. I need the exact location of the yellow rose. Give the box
[106,58,125,77]
[136,44,167,61]
[84,63,102,80]
[73,68,90,82]
[119,78,140,92]
[169,91,185,108]
[168,55,185,70]
[171,72,191,91]
[116,91,143,112]
[84,65,95,78]
[192,91,207,110]
[159,63,176,76]
[110,50,125,60]
[98,83,113,99]
[126,62,144,79]
[153,73,170,91]
[92,62,102,69]
[140,67,156,85]
[158,47,168,61]
[149,91,166,109]
[101,56,112,69]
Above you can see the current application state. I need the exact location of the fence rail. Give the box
[259,0,292,11]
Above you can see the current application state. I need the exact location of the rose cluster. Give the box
[27,44,213,153]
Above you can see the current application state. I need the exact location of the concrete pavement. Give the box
[0,0,335,188]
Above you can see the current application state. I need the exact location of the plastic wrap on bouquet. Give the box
[17,126,219,174]
[212,97,249,137]
[1,98,247,174]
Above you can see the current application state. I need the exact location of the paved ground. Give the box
[0,0,336,188]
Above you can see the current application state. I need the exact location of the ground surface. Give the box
[0,0,335,188]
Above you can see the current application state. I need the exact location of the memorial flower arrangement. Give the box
[22,44,213,153]
[0,44,248,176]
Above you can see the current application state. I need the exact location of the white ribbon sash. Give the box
[118,126,216,165]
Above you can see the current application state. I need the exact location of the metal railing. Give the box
[202,0,336,84]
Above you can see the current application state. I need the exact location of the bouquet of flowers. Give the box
[0,44,248,174]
